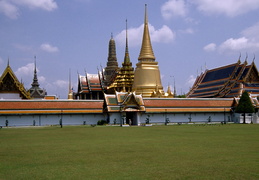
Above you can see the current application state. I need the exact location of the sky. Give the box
[1,0,259,98]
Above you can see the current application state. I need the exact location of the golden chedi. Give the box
[132,4,164,97]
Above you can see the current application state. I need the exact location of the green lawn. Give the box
[1,124,259,179]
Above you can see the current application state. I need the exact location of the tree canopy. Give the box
[235,91,255,113]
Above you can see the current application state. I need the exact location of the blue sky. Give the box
[1,0,259,98]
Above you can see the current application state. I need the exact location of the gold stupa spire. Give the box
[68,69,73,100]
[138,4,155,61]
[132,4,164,97]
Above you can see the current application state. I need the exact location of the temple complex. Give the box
[1,4,259,127]
[75,5,166,99]
[187,60,259,98]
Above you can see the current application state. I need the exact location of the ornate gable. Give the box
[0,64,30,99]
[243,62,259,83]
[104,92,145,112]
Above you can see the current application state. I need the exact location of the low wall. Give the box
[0,114,105,127]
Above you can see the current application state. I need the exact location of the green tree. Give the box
[235,91,255,124]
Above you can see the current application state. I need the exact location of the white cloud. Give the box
[186,75,196,87]
[218,22,259,53]
[203,43,216,52]
[179,28,194,34]
[38,76,46,84]
[13,43,33,52]
[0,0,57,19]
[115,24,175,47]
[115,25,143,47]
[241,22,259,40]
[13,0,57,11]
[219,37,251,52]
[151,25,175,43]
[53,80,68,88]
[15,63,35,78]
[0,0,19,19]
[161,0,188,20]
[40,43,59,53]
[193,0,259,17]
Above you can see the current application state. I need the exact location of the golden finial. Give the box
[138,4,155,61]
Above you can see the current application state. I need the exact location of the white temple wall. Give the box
[0,93,21,99]
[0,114,105,127]
[233,113,258,124]
[108,113,122,125]
[138,112,233,124]
[0,111,244,127]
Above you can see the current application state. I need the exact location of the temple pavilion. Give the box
[187,59,259,98]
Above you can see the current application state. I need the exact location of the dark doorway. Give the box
[126,112,136,125]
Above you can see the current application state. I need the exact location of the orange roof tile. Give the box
[144,98,234,108]
[0,100,104,110]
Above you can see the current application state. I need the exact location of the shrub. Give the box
[97,120,107,125]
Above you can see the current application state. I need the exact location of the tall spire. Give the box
[132,4,164,97]
[107,33,118,64]
[31,56,39,87]
[138,4,155,61]
[124,19,131,64]
[29,56,47,99]
[68,68,73,100]
[104,33,119,86]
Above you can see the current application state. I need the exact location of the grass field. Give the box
[1,124,259,179]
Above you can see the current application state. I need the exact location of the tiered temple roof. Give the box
[107,20,134,93]
[28,59,47,99]
[103,35,119,86]
[187,60,259,98]
[76,73,104,99]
